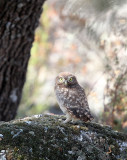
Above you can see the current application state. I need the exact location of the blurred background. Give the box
[17,0,127,133]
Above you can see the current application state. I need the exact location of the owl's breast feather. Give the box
[55,87,70,113]
[56,88,69,103]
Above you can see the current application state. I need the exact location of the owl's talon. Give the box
[71,121,79,125]
[63,118,71,124]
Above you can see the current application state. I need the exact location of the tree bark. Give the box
[0,0,45,121]
[0,115,127,160]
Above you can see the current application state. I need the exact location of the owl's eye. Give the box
[69,77,73,82]
[59,77,64,83]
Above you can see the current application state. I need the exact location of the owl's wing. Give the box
[66,87,93,122]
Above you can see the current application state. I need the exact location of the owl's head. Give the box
[55,72,78,88]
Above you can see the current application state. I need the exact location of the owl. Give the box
[55,72,93,123]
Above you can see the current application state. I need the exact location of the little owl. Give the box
[55,72,93,123]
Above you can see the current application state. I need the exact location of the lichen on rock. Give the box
[0,114,127,160]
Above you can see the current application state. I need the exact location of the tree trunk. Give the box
[0,115,127,160]
[0,0,45,121]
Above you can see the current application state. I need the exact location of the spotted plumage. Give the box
[54,72,93,123]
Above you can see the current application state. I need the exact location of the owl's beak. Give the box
[64,80,68,86]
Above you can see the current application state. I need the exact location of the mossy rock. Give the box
[0,114,127,160]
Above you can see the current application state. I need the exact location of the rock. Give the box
[0,114,127,160]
